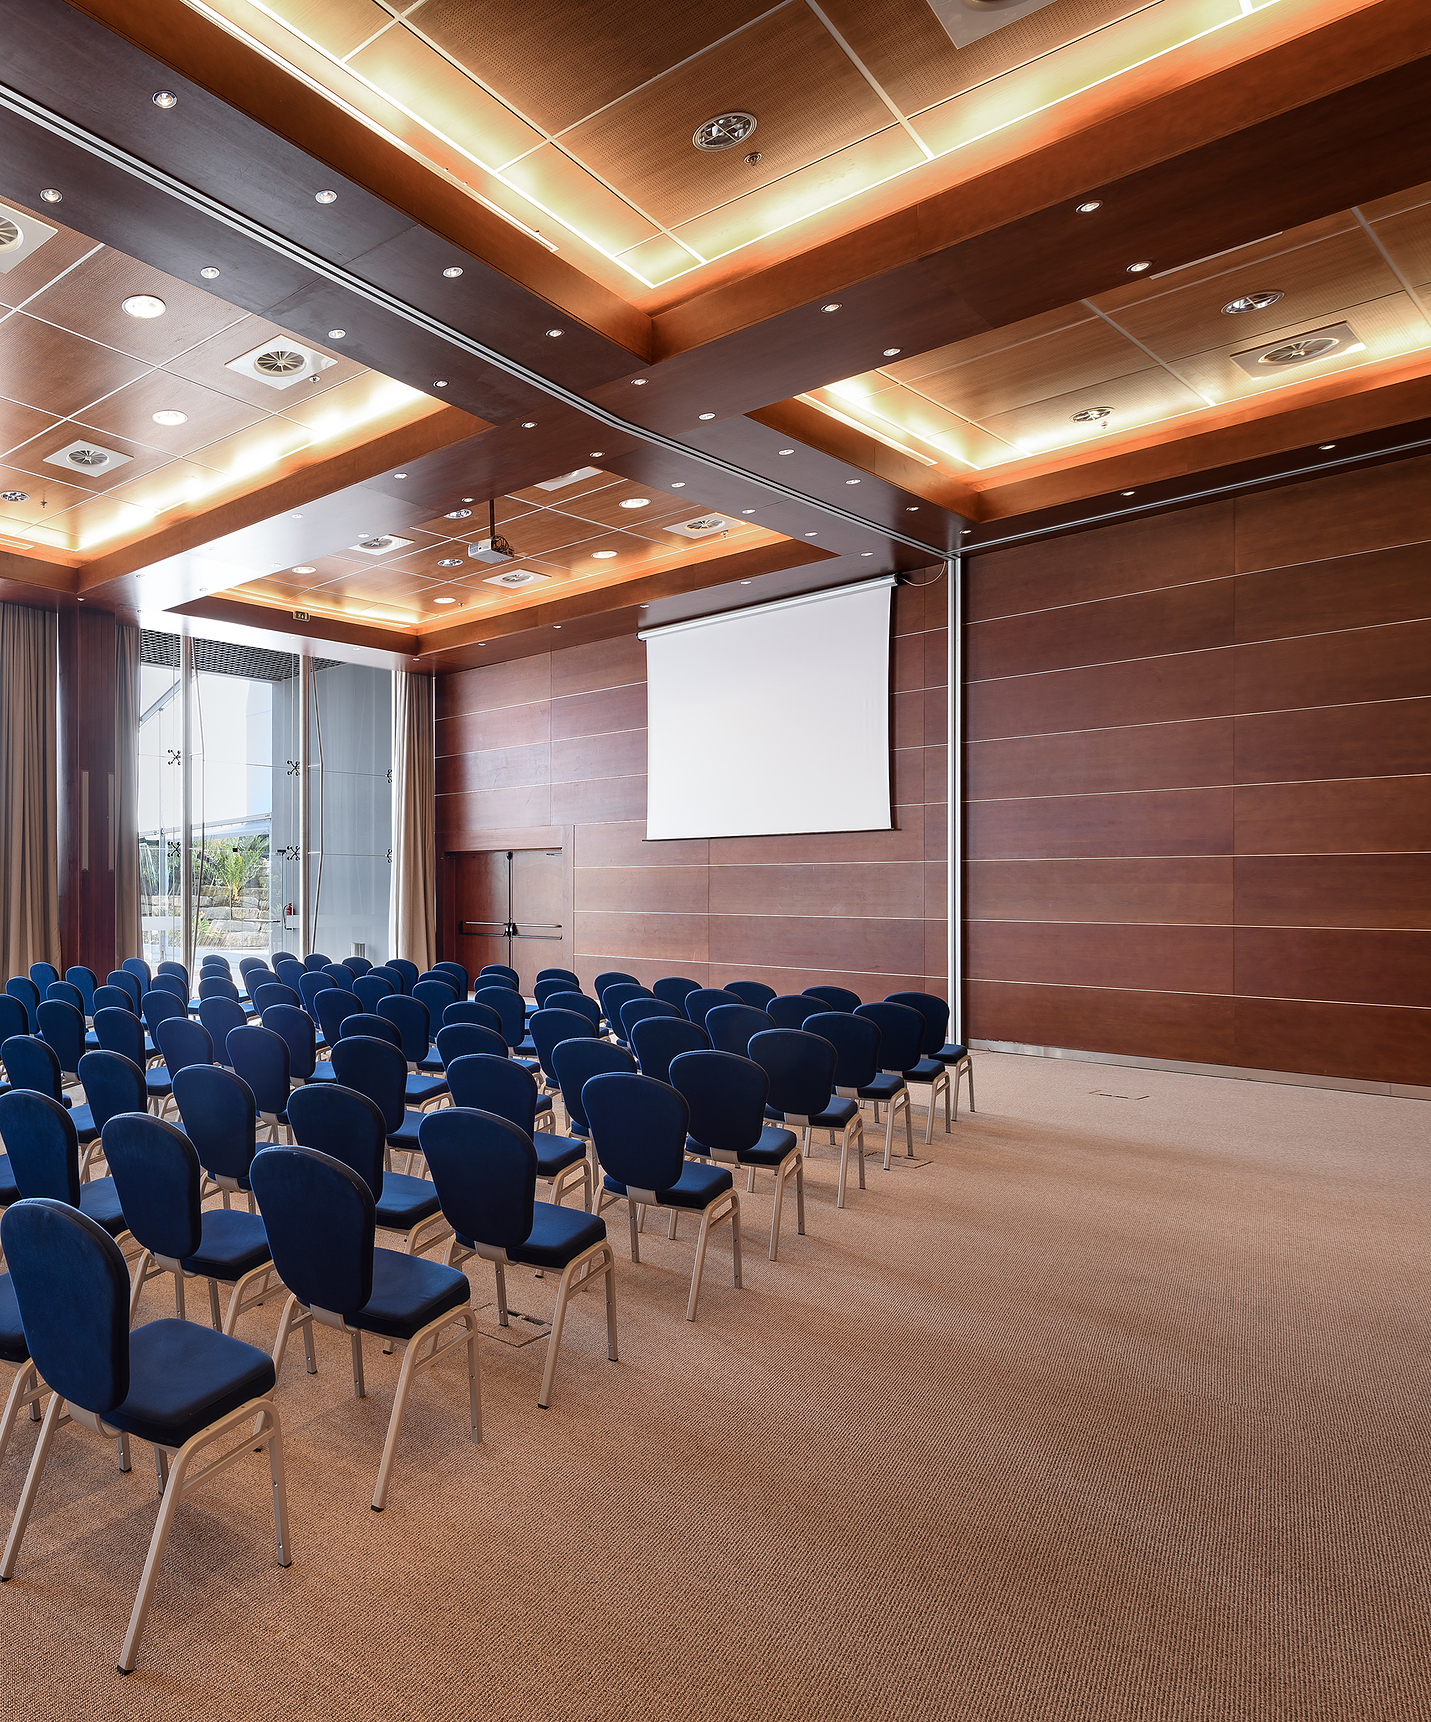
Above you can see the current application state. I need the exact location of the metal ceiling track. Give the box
[0,75,950,560]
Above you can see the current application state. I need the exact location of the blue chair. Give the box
[250,1143,477,1511]
[887,990,974,1122]
[473,972,517,993]
[0,1248,42,1483]
[705,1003,773,1057]
[629,1015,709,1086]
[0,1089,125,1242]
[671,1048,803,1261]
[855,1002,930,1153]
[93,983,135,1019]
[812,1011,909,1170]
[322,963,355,993]
[593,970,636,998]
[367,965,405,995]
[272,953,304,980]
[475,986,533,1058]
[423,1109,615,1409]
[104,1112,277,1334]
[431,962,468,998]
[199,996,247,1067]
[340,1012,401,1048]
[122,957,152,996]
[329,1036,426,1164]
[262,1003,335,1086]
[446,1055,588,1209]
[154,1015,213,1077]
[237,956,265,979]
[534,978,574,1009]
[45,980,85,1015]
[436,1022,510,1068]
[172,1064,258,1208]
[753,1023,864,1208]
[141,988,187,1045]
[444,1000,503,1034]
[156,959,189,989]
[225,1025,291,1142]
[150,972,188,1005]
[529,1007,595,1098]
[547,992,602,1035]
[0,994,27,1045]
[803,984,861,1013]
[38,998,86,1085]
[302,952,332,972]
[376,996,450,1101]
[297,971,333,1018]
[65,965,99,1019]
[412,979,458,1026]
[106,969,142,1012]
[354,974,395,1013]
[341,956,373,978]
[253,982,300,1015]
[724,980,776,1009]
[618,996,677,1043]
[3,1037,99,1156]
[199,976,241,1004]
[78,1048,148,1141]
[536,968,580,988]
[0,1197,287,1671]
[388,959,419,994]
[287,1083,449,1259]
[652,976,702,1012]
[95,1007,173,1115]
[768,994,826,1029]
[584,1072,741,1322]
[27,962,58,992]
[682,988,730,1029]
[314,988,361,1049]
[599,984,649,1045]
[5,976,40,1034]
[479,964,519,987]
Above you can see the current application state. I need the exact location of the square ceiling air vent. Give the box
[534,466,602,490]
[666,514,731,538]
[225,338,337,391]
[0,201,57,274]
[1230,322,1363,378]
[348,534,412,556]
[44,438,133,475]
[482,568,551,589]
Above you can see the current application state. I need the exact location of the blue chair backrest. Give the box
[329,1036,406,1134]
[340,1012,401,1048]
[479,964,519,987]
[226,1025,290,1115]
[155,1015,213,1075]
[248,1145,373,1316]
[103,1113,202,1262]
[529,1007,594,1084]
[420,1109,536,1254]
[473,972,517,992]
[38,999,85,1075]
[92,985,133,1018]
[803,985,861,1013]
[436,1023,508,1067]
[172,1064,257,1187]
[321,964,355,993]
[313,988,361,1046]
[78,1049,147,1133]
[670,1049,768,1155]
[272,958,304,989]
[2,1035,63,1101]
[65,966,98,1016]
[474,987,525,1048]
[261,1003,318,1081]
[150,972,188,1003]
[204,956,233,975]
[199,976,239,1002]
[368,965,405,995]
[0,1199,129,1414]
[549,991,602,1033]
[854,1001,923,1074]
[157,960,189,987]
[286,1082,386,1200]
[533,978,571,1009]
[885,991,948,1056]
[652,976,702,1011]
[6,976,40,1033]
[199,997,247,1064]
[705,1003,773,1057]
[748,1028,837,1119]
[599,983,647,1035]
[142,990,187,1037]
[0,995,27,1044]
[94,1005,146,1067]
[724,980,776,1009]
[807,1011,880,1090]
[254,982,300,1014]
[46,980,85,1014]
[769,994,825,1029]
[377,994,430,1064]
[341,955,373,978]
[388,959,419,994]
[444,1000,502,1034]
[106,970,141,1011]
[619,996,677,1040]
[536,968,580,988]
[551,1038,635,1136]
[237,956,265,978]
[583,1072,688,1191]
[122,958,151,995]
[354,974,395,1013]
[593,971,637,996]
[445,1054,539,1134]
[0,1089,79,1198]
[29,962,59,991]
[297,972,330,1016]
[431,962,468,997]
[629,1015,709,1086]
[683,988,730,1028]
[413,979,458,1022]
[303,953,332,972]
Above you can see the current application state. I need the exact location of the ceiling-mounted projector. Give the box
[467,498,519,564]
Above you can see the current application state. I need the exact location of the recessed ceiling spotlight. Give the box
[151,410,187,425]
[740,580,751,585]
[545,328,563,337]
[433,596,457,605]
[670,482,685,488]
[292,565,316,574]
[590,451,604,458]
[442,266,463,278]
[905,506,919,512]
[1126,260,1152,273]
[693,111,756,151]
[122,294,166,319]
[779,448,794,456]
[593,550,617,558]
[1222,290,1283,315]
[861,552,873,557]
[0,490,29,503]
[741,509,754,514]
[315,190,337,204]
[1075,199,1101,213]
[619,498,650,509]
[698,412,715,420]
[1071,406,1113,423]
[631,377,647,386]
[1121,490,1135,496]
[883,347,901,357]
[433,379,448,388]
[393,471,407,478]
[821,302,842,313]
[805,531,817,537]
[39,189,61,203]
[552,624,561,630]
[462,497,474,503]
[152,90,178,108]
[1319,442,1336,450]
[327,329,346,339]
[445,509,472,519]
[290,514,303,520]
[845,479,860,485]
[521,421,537,428]
[199,266,220,279]
[438,557,463,567]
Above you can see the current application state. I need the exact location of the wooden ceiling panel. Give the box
[553,478,694,529]
[0,215,99,312]
[1358,180,1431,223]
[561,4,894,230]
[0,463,93,526]
[497,147,661,255]
[0,398,62,460]
[10,423,174,493]
[39,492,152,552]
[808,384,1016,468]
[161,318,366,409]
[926,0,1146,100]
[980,365,1206,456]
[75,369,268,458]
[409,0,774,135]
[275,370,428,432]
[0,315,150,417]
[813,0,962,117]
[497,510,603,557]
[100,455,216,518]
[183,416,324,479]
[265,0,391,60]
[882,305,1093,386]
[1373,201,1431,294]
[913,316,1142,422]
[24,249,247,362]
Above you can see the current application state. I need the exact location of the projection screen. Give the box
[640,575,895,841]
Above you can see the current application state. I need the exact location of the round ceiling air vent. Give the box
[1070,407,1113,423]
[0,490,28,503]
[254,348,308,377]
[67,447,111,468]
[357,536,395,551]
[693,112,757,151]
[0,217,22,253]
[1222,290,1283,315]
[1259,336,1341,365]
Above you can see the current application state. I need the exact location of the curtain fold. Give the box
[389,670,435,971]
[0,604,60,976]
[114,623,142,964]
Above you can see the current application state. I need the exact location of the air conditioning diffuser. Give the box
[0,201,57,274]
[44,438,133,475]
[225,338,337,390]
[666,514,731,538]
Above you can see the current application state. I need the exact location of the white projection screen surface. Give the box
[640,576,895,841]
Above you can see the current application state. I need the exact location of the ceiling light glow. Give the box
[442,266,463,277]
[39,189,61,203]
[433,380,447,387]
[522,421,537,428]
[619,498,650,509]
[433,596,457,604]
[315,190,337,204]
[293,565,316,574]
[327,329,346,339]
[631,378,647,386]
[1126,260,1152,273]
[151,410,187,425]
[593,550,617,558]
[152,90,178,108]
[698,412,715,420]
[545,328,563,337]
[122,294,166,318]
[199,266,220,279]
[1075,199,1101,213]
[883,348,901,357]
[821,302,842,312]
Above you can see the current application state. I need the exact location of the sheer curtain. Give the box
[0,604,60,975]
[114,623,142,963]
[389,669,435,971]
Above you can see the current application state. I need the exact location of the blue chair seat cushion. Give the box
[145,1066,174,1099]
[374,1172,442,1232]
[936,1043,969,1064]
[604,1159,733,1211]
[84,1029,99,1049]
[386,1110,426,1150]
[0,1153,16,1206]
[858,1073,905,1101]
[106,1320,276,1448]
[77,1177,126,1237]
[740,1125,800,1166]
[404,1073,449,1105]
[903,1057,945,1082]
[350,1248,470,1342]
[811,1096,860,1130]
[417,1052,444,1075]
[534,1135,586,1180]
[183,1210,272,1281]
[0,1274,27,1365]
[534,1093,553,1117]
[515,1058,539,1077]
[304,1064,339,1083]
[513,1203,606,1271]
[516,1036,537,1056]
[68,1104,99,1144]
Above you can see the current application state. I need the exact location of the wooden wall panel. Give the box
[551,683,645,740]
[967,458,1431,1086]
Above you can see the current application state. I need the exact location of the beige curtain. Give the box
[0,604,60,976]
[114,624,142,963]
[389,669,436,971]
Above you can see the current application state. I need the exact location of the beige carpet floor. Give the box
[0,1056,1427,1720]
